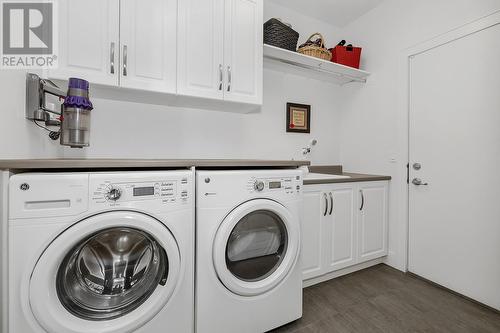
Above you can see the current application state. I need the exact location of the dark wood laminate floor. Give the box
[270,264,500,333]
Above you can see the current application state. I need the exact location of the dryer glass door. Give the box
[56,227,168,321]
[213,199,300,296]
[226,210,287,281]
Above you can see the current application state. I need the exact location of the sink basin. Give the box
[304,173,351,180]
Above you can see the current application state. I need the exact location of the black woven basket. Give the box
[264,18,299,51]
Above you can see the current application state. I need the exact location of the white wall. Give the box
[0,2,346,165]
[0,70,64,158]
[63,69,343,164]
[337,0,500,271]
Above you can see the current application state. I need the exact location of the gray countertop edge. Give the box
[304,173,391,185]
[0,159,310,170]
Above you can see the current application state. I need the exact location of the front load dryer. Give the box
[8,171,194,333]
[196,170,303,333]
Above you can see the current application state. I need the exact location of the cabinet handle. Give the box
[329,192,333,215]
[110,42,115,74]
[323,193,328,216]
[218,64,223,91]
[227,66,231,92]
[123,45,128,76]
[359,189,365,211]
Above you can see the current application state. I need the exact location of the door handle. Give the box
[123,45,128,76]
[218,64,223,91]
[323,193,328,216]
[412,178,428,186]
[110,42,115,74]
[227,66,231,92]
[329,192,333,215]
[359,190,364,211]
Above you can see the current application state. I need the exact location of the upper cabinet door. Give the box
[223,0,263,104]
[50,0,119,85]
[357,182,389,263]
[120,0,177,93]
[177,0,224,99]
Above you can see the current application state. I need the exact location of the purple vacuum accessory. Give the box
[63,77,93,110]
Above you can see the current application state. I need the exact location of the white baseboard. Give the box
[303,257,386,288]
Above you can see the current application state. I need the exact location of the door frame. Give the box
[398,10,500,271]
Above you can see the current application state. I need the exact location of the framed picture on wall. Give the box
[286,103,311,133]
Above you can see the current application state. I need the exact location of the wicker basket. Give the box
[298,33,332,61]
[264,18,299,52]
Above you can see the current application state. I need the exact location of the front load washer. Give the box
[196,170,303,333]
[8,171,194,333]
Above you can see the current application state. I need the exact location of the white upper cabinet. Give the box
[50,0,263,107]
[357,182,388,262]
[177,0,224,99]
[178,0,263,104]
[50,0,120,85]
[120,0,177,93]
[223,0,263,104]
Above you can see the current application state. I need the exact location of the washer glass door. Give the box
[57,227,168,321]
[29,211,181,333]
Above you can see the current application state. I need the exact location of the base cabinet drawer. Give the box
[301,181,389,281]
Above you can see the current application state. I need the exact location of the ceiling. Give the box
[269,0,385,28]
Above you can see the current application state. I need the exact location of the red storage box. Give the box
[329,45,362,69]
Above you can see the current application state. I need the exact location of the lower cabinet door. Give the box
[326,185,357,272]
[301,189,326,280]
[357,182,389,262]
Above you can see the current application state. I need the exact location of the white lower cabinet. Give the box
[327,184,357,272]
[358,182,389,262]
[301,181,389,281]
[301,189,325,280]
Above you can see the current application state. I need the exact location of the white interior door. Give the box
[49,0,119,85]
[409,22,500,310]
[177,0,224,99]
[120,0,177,93]
[223,0,263,104]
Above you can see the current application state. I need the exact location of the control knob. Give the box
[106,187,122,201]
[254,180,265,192]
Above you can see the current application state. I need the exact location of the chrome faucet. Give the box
[302,139,318,156]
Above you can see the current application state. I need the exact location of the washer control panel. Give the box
[92,176,190,206]
[247,175,301,195]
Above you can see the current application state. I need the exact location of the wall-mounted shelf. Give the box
[263,44,370,85]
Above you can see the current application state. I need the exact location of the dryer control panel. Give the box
[197,170,302,209]
[247,176,301,195]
